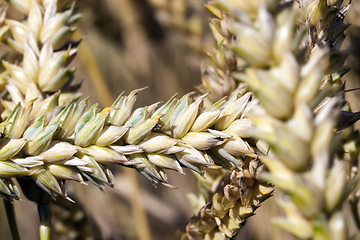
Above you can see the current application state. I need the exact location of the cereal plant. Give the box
[0,0,359,240]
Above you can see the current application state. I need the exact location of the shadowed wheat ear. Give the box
[178,162,273,240]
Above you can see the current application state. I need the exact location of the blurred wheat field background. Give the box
[0,0,360,239]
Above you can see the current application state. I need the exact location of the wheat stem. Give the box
[3,199,21,240]
[38,204,52,240]
[128,169,153,240]
[350,198,360,230]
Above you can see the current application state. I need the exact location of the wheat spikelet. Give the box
[0,83,260,197]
